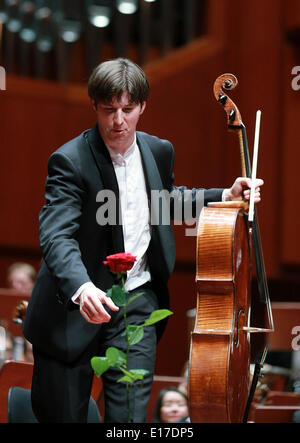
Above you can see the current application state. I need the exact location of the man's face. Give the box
[8,269,34,293]
[93,91,146,154]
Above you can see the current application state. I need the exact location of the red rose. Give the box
[103,253,137,273]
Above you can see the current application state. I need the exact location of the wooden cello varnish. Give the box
[189,201,251,422]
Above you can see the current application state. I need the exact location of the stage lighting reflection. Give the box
[116,0,137,15]
[88,5,111,28]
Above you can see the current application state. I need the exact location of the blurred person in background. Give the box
[152,386,190,423]
[7,262,36,294]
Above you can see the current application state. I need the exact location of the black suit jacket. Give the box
[23,125,223,363]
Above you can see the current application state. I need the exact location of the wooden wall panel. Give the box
[284,0,300,30]
[280,43,300,266]
[0,77,95,251]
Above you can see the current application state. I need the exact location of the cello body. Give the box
[189,202,251,422]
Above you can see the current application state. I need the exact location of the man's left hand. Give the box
[223,177,264,203]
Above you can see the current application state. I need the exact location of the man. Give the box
[23,58,263,423]
[7,262,36,293]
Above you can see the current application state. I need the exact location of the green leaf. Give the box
[127,292,144,305]
[105,287,113,298]
[123,324,137,336]
[91,356,110,377]
[130,369,149,378]
[143,309,173,326]
[127,325,144,345]
[106,285,127,307]
[106,347,126,366]
[117,368,149,384]
[118,368,136,383]
[117,375,133,384]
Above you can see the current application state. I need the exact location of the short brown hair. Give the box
[88,58,149,106]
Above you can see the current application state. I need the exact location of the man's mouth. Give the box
[113,128,126,133]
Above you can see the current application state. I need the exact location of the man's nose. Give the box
[113,110,124,125]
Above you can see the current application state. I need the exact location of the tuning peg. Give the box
[218,94,227,105]
[229,109,236,122]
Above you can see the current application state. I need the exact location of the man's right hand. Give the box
[79,283,119,324]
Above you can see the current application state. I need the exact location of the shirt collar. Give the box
[106,135,137,166]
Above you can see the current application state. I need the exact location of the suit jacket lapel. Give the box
[137,132,164,195]
[85,124,125,254]
[137,132,176,280]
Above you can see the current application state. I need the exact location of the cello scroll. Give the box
[213,74,242,129]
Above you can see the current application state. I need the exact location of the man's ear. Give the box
[140,101,146,115]
[92,100,97,111]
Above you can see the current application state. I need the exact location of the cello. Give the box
[188,74,274,423]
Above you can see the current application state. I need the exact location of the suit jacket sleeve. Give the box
[163,142,224,219]
[39,151,91,304]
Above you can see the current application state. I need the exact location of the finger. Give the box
[80,307,102,324]
[254,192,261,202]
[239,177,264,190]
[81,310,110,324]
[236,177,251,187]
[254,178,264,186]
[80,305,111,324]
[102,295,119,311]
[243,189,261,198]
[243,189,251,199]
[80,304,97,323]
[243,191,261,202]
[244,187,260,195]
[89,298,112,322]
[79,308,91,323]
[80,301,102,320]
[80,295,111,323]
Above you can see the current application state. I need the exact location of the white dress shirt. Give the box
[72,135,151,302]
[106,136,151,291]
